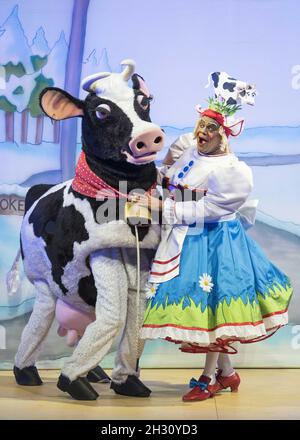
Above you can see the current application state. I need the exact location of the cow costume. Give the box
[12,59,165,400]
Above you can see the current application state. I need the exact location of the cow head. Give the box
[39,59,165,165]
[237,83,257,106]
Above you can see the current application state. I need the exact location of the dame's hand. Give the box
[130,192,163,212]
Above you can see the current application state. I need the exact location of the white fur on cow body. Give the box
[21,181,160,314]
[16,180,160,384]
[14,60,164,390]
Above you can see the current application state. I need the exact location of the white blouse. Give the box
[149,145,258,284]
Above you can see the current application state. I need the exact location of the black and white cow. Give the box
[13,59,164,400]
[206,71,257,106]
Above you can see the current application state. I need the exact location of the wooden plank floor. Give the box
[0,369,299,420]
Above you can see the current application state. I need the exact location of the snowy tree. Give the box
[28,74,54,144]
[0,5,33,143]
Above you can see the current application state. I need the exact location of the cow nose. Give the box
[129,128,165,157]
[136,136,163,150]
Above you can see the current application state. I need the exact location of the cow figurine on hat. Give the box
[206,71,257,106]
[12,59,164,400]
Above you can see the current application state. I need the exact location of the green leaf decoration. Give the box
[207,96,242,116]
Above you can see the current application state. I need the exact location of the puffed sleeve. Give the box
[164,160,254,225]
[162,132,196,168]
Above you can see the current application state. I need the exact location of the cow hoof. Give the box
[87,366,111,384]
[13,365,43,386]
[110,375,151,397]
[57,374,99,400]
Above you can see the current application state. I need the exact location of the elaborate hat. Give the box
[196,71,257,137]
[195,98,244,137]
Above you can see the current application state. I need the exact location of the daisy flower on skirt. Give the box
[199,273,214,293]
[145,283,159,299]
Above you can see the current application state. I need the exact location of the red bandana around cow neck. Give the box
[72,151,156,200]
[198,108,244,137]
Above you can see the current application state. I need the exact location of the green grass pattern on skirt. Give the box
[143,281,293,330]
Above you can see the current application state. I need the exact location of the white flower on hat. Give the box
[199,273,214,293]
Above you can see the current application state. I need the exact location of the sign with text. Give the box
[0,194,25,216]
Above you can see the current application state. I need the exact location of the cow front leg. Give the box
[58,248,128,400]
[14,282,56,386]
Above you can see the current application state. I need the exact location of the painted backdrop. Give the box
[0,0,299,369]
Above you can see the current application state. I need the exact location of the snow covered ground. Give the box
[0,141,60,185]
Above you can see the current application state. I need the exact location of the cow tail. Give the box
[204,71,213,88]
[6,248,22,296]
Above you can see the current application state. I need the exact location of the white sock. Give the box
[217,353,235,377]
[202,352,219,384]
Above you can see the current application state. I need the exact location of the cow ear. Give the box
[131,73,151,97]
[40,87,84,120]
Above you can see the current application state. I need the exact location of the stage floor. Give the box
[0,369,299,420]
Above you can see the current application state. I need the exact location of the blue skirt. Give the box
[142,220,292,352]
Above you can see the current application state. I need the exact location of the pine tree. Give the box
[28,73,54,144]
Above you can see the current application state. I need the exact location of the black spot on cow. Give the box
[132,74,152,123]
[223,82,236,93]
[28,186,89,295]
[228,76,237,81]
[25,184,54,214]
[212,72,220,88]
[226,97,237,105]
[239,89,246,97]
[20,237,24,260]
[78,258,97,306]
[82,94,133,163]
[29,187,65,237]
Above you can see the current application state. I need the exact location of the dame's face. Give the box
[194,116,224,155]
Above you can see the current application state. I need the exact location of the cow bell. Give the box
[124,201,152,226]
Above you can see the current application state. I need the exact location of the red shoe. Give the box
[207,380,223,394]
[215,369,241,392]
[182,375,214,402]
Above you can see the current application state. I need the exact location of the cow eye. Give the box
[95,104,111,120]
[137,94,151,110]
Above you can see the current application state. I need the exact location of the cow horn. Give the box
[120,59,135,81]
[81,72,111,92]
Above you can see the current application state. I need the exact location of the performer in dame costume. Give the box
[135,86,293,402]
